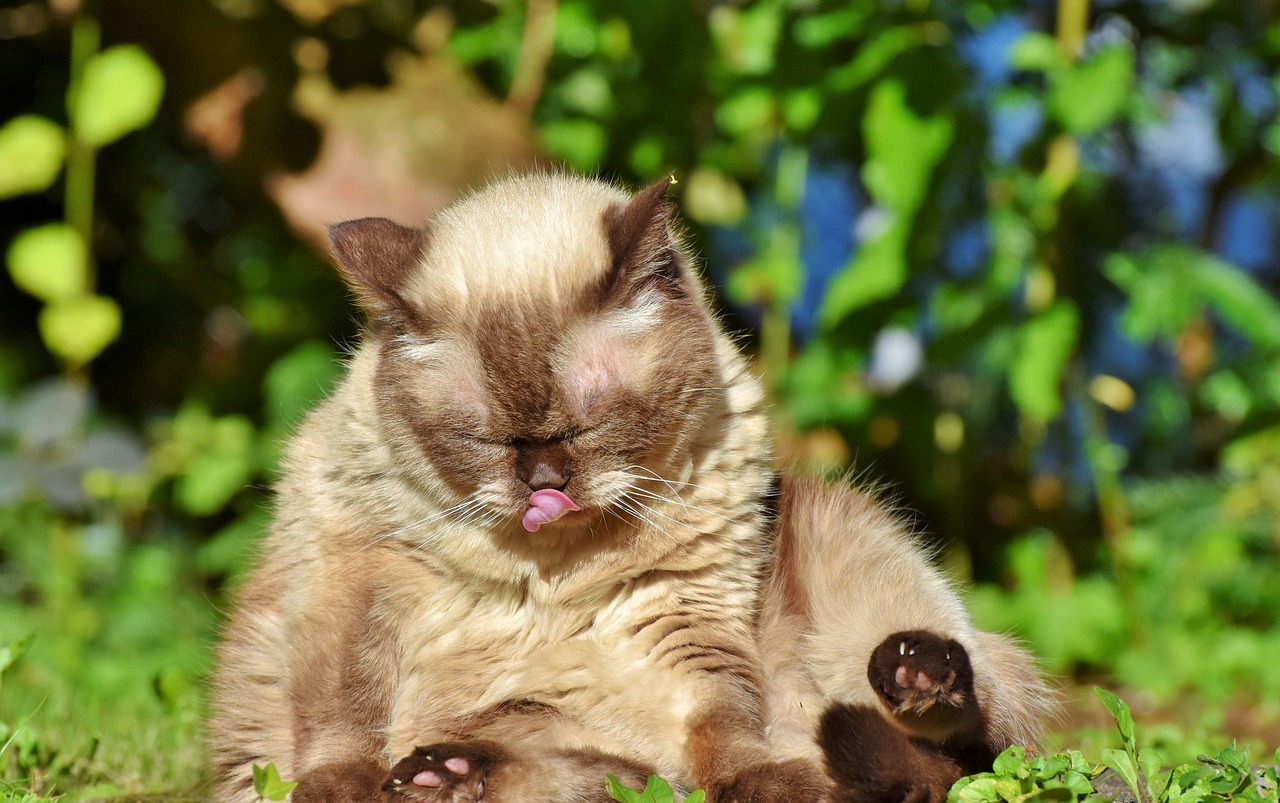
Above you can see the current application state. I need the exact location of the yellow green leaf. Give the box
[0,115,66,198]
[7,223,88,302]
[71,45,165,147]
[38,294,122,367]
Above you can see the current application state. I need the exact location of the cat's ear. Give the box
[328,217,427,322]
[601,178,689,301]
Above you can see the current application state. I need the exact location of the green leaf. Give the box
[1009,302,1080,422]
[71,45,165,147]
[0,634,34,693]
[1101,748,1143,802]
[38,294,122,367]
[827,26,932,91]
[606,774,645,803]
[861,79,955,213]
[640,775,677,803]
[1138,746,1164,797]
[683,790,706,803]
[262,340,343,427]
[0,115,66,198]
[538,119,606,171]
[793,9,870,49]
[818,216,909,324]
[1107,246,1280,348]
[1009,32,1066,72]
[251,762,297,801]
[709,4,781,76]
[1094,687,1136,749]
[1049,45,1134,135]
[175,415,255,516]
[6,223,88,302]
[715,86,776,136]
[993,745,1028,777]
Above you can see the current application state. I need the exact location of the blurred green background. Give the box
[2,0,1279,797]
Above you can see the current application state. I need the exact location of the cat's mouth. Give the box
[521,489,581,532]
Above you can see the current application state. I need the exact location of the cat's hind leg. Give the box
[760,476,1053,800]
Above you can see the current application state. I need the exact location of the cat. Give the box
[208,172,1053,803]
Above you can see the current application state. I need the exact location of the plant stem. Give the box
[65,9,99,264]
[507,0,558,117]
[1055,0,1089,60]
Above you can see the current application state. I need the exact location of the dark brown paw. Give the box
[710,758,831,803]
[819,704,958,803]
[869,631,972,716]
[383,742,502,802]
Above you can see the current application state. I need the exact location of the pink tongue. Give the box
[522,489,580,532]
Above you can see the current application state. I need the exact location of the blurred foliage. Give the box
[2,0,1280,795]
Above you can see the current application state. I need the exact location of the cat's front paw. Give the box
[869,631,972,717]
[383,742,503,802]
[709,758,832,803]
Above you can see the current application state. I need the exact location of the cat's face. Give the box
[329,175,726,536]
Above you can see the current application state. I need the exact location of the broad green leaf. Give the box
[38,294,122,367]
[1138,746,1164,798]
[1094,687,1136,748]
[951,775,1003,803]
[1009,302,1079,422]
[782,88,822,133]
[793,9,870,49]
[262,340,343,427]
[1049,45,1134,135]
[0,115,66,198]
[827,26,931,91]
[683,790,706,803]
[992,744,1027,777]
[818,216,909,324]
[251,762,297,801]
[7,223,88,302]
[538,119,605,171]
[862,79,955,213]
[709,4,781,75]
[715,86,776,135]
[1009,31,1065,72]
[606,774,645,803]
[71,45,165,147]
[175,415,255,515]
[640,775,677,803]
[1101,748,1143,802]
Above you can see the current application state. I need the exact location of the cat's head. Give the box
[328,174,731,538]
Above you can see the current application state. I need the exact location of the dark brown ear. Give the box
[601,178,687,301]
[328,217,427,320]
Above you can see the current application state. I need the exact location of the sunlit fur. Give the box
[758,475,1054,767]
[209,174,1052,803]
[210,174,812,801]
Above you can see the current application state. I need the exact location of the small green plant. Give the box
[252,762,297,801]
[950,688,1280,803]
[606,774,705,803]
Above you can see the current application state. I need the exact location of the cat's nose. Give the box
[525,461,570,492]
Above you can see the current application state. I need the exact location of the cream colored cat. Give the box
[209,173,1052,803]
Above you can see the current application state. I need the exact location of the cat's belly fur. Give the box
[384,567,710,783]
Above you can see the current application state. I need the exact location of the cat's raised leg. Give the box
[868,630,983,743]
